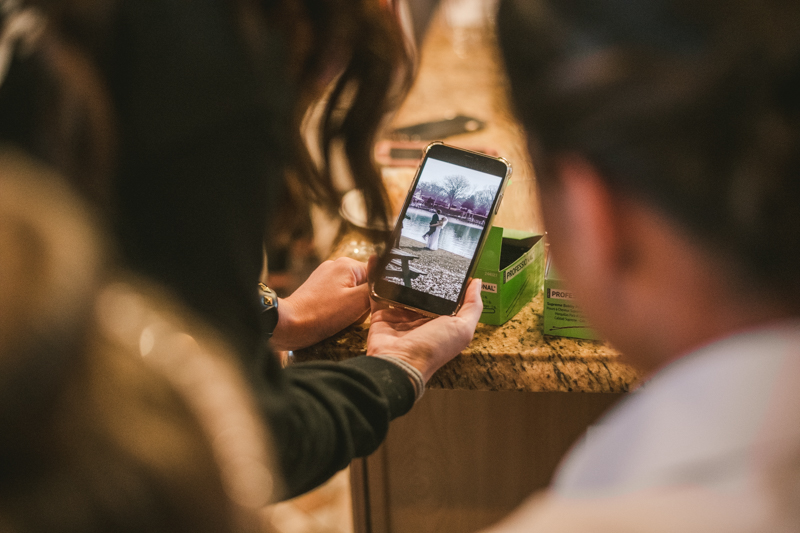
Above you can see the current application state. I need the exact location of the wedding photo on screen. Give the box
[382,158,502,302]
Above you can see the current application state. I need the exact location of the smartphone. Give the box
[375,140,498,167]
[371,142,511,317]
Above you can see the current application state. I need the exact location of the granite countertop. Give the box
[294,238,640,393]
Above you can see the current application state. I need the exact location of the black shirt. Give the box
[108,0,414,499]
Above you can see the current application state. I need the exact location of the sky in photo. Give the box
[418,158,503,193]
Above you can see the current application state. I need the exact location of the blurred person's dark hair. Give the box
[498,0,800,306]
[0,0,412,228]
[0,148,275,532]
[0,0,116,207]
[271,0,413,229]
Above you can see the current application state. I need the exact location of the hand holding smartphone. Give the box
[367,277,485,382]
[371,142,511,317]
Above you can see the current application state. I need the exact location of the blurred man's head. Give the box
[498,0,800,370]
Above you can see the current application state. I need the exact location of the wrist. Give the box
[399,355,435,383]
[371,354,426,402]
[270,296,298,351]
[367,349,435,383]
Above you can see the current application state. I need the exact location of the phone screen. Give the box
[372,143,510,316]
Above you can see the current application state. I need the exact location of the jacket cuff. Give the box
[341,356,416,419]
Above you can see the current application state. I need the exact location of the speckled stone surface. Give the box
[293,293,640,393]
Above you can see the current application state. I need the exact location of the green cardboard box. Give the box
[543,255,600,340]
[475,226,545,326]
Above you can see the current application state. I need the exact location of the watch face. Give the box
[258,284,279,337]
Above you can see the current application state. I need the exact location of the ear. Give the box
[543,155,622,301]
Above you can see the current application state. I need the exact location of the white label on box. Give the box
[481,282,498,293]
[503,247,536,283]
[547,288,575,300]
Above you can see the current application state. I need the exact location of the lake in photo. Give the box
[400,207,483,258]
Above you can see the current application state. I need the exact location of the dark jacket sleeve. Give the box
[252,354,416,499]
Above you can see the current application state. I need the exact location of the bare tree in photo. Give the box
[461,195,476,211]
[474,187,495,215]
[442,175,472,209]
[418,180,442,198]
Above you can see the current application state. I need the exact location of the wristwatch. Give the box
[257,283,279,339]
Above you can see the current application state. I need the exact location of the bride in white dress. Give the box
[426,216,448,250]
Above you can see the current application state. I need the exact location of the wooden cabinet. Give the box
[351,390,622,533]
